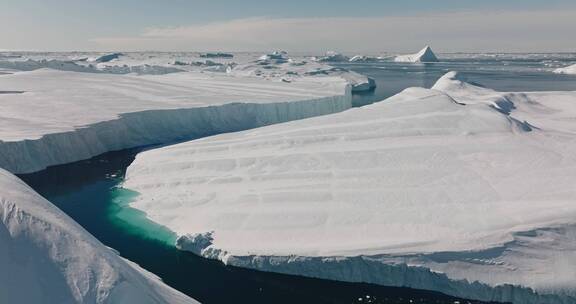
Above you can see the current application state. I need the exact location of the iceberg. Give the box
[554,63,576,75]
[349,55,379,62]
[0,69,351,174]
[123,72,576,304]
[315,51,350,63]
[199,52,234,58]
[88,52,123,63]
[0,168,198,304]
[258,51,289,63]
[395,46,439,63]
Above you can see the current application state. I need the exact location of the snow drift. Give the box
[0,168,198,304]
[395,46,439,63]
[123,72,576,304]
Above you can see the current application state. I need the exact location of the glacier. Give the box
[123,71,576,304]
[395,46,439,63]
[0,68,351,174]
[0,168,198,304]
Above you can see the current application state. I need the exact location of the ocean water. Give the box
[337,53,576,107]
[18,54,576,304]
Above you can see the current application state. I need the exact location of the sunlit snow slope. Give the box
[0,168,199,304]
[124,72,576,304]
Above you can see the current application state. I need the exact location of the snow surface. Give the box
[0,69,350,173]
[229,52,375,92]
[0,168,198,304]
[124,72,576,304]
[554,64,576,75]
[395,46,439,63]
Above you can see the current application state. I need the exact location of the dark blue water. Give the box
[19,149,501,304]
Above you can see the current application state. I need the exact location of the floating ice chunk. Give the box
[554,63,576,75]
[200,52,234,58]
[395,46,439,63]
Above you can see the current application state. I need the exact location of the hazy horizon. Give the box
[1,0,575,53]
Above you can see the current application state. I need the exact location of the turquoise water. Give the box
[109,187,177,246]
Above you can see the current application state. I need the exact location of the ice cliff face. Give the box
[395,46,439,63]
[124,71,576,304]
[0,69,351,174]
[0,168,198,304]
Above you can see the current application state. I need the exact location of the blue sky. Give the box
[1,0,575,52]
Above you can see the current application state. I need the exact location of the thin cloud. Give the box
[92,10,576,52]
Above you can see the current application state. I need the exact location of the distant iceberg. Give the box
[200,52,234,58]
[88,52,123,63]
[315,51,350,63]
[554,63,576,75]
[349,55,380,62]
[258,51,289,63]
[395,46,439,63]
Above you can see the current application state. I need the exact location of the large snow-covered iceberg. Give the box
[123,72,576,304]
[0,168,198,304]
[230,52,375,92]
[554,63,576,75]
[0,69,350,174]
[395,46,439,63]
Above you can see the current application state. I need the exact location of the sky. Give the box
[1,0,575,52]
